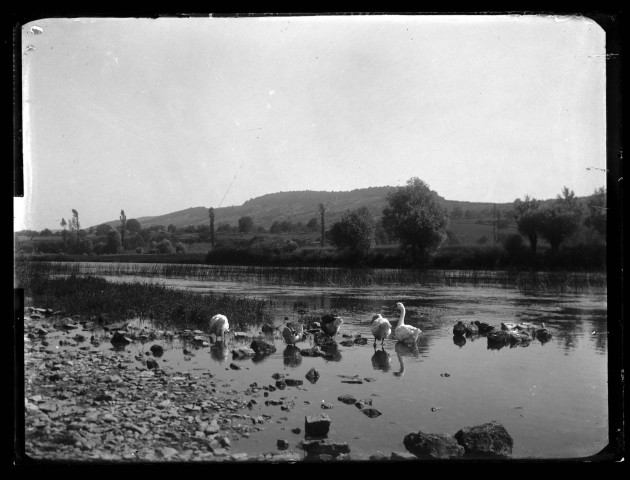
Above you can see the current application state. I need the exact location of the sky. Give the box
[16,14,608,231]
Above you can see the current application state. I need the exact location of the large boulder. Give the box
[404,431,465,459]
[110,331,132,345]
[304,413,331,437]
[250,339,277,356]
[301,439,349,457]
[454,420,513,458]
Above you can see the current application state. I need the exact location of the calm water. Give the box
[28,267,609,460]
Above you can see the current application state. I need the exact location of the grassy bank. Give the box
[16,265,274,331]
[18,242,607,273]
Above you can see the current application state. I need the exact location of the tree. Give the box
[538,187,583,252]
[120,210,127,250]
[329,207,376,257]
[105,229,123,254]
[450,206,463,220]
[208,208,216,248]
[167,224,177,233]
[60,218,67,253]
[381,177,450,264]
[306,217,319,232]
[319,203,327,247]
[70,209,80,246]
[158,239,174,254]
[238,216,255,234]
[126,218,142,234]
[40,228,52,236]
[95,224,113,236]
[513,195,542,254]
[584,186,606,239]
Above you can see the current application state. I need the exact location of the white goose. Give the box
[371,314,392,347]
[208,314,230,343]
[393,302,421,345]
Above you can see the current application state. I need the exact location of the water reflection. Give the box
[210,341,229,362]
[371,347,391,372]
[452,335,466,348]
[283,345,302,367]
[393,341,419,377]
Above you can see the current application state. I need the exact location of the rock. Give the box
[285,379,303,387]
[250,339,276,356]
[454,420,513,458]
[321,402,333,410]
[353,337,368,345]
[304,413,331,437]
[404,431,465,459]
[301,439,350,457]
[300,346,322,357]
[103,321,128,331]
[110,331,132,345]
[232,346,255,359]
[275,380,286,390]
[272,373,286,380]
[474,321,495,334]
[146,359,159,370]
[369,451,389,461]
[261,323,275,334]
[337,394,357,405]
[229,363,242,370]
[277,439,289,450]
[360,408,382,418]
[464,322,479,336]
[192,335,206,344]
[291,427,301,434]
[313,331,337,347]
[150,344,164,356]
[305,368,320,384]
[390,451,417,461]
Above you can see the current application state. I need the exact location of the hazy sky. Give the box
[16,14,607,231]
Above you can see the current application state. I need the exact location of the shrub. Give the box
[175,242,186,253]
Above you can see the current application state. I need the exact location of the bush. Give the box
[158,239,174,254]
[175,242,186,253]
[135,247,144,254]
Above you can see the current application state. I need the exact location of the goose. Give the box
[371,314,392,347]
[282,321,304,345]
[394,303,421,345]
[208,314,230,343]
[320,314,344,338]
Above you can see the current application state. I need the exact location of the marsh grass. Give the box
[16,263,274,331]
[15,258,606,293]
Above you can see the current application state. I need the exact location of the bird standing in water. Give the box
[393,302,421,345]
[208,314,230,343]
[371,314,392,347]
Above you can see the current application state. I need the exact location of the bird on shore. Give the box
[393,302,421,345]
[320,314,344,338]
[371,314,392,347]
[208,314,230,343]
[282,321,304,345]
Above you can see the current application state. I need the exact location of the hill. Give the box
[100,186,523,231]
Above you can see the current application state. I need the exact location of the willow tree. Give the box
[513,195,542,254]
[382,177,449,265]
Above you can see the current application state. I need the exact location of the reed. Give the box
[16,264,274,331]
[15,258,606,292]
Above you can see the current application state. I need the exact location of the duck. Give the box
[320,314,344,338]
[474,321,495,334]
[371,314,392,347]
[453,321,466,337]
[393,302,421,345]
[536,322,552,342]
[208,314,230,343]
[282,321,304,345]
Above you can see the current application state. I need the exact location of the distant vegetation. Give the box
[15,181,606,272]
